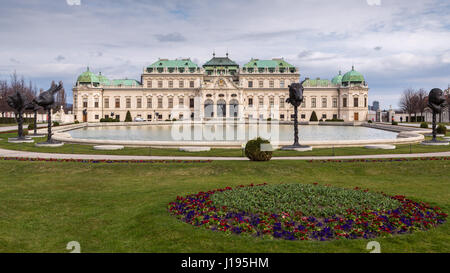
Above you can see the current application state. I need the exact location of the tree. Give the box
[415,88,427,122]
[399,88,416,122]
[125,110,132,122]
[309,111,318,121]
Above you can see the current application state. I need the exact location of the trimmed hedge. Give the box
[244,137,272,161]
[437,124,447,134]
[0,117,34,124]
[125,111,132,122]
[420,122,429,128]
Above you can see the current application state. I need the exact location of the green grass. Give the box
[0,159,448,253]
[1,132,449,157]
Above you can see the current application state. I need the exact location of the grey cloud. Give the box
[374,46,382,51]
[9,58,20,64]
[155,32,186,42]
[55,55,65,62]
[298,50,313,59]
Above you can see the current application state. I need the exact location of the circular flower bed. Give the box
[168,183,447,241]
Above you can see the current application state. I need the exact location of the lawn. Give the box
[0,159,448,253]
[1,132,449,157]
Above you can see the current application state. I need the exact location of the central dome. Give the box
[77,67,99,84]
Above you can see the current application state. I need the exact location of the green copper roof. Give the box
[244,58,295,68]
[77,67,100,83]
[303,78,331,87]
[203,55,238,67]
[97,72,111,85]
[111,79,141,86]
[331,71,343,85]
[342,66,365,84]
[148,59,198,68]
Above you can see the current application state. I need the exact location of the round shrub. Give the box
[437,124,447,134]
[27,123,35,130]
[420,122,429,128]
[368,120,373,123]
[245,137,272,161]
[74,120,80,124]
[392,121,398,125]
[52,121,60,127]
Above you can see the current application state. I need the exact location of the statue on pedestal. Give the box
[33,82,63,144]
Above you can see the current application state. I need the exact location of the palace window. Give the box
[126,98,131,108]
[280,80,285,88]
[259,97,264,107]
[189,98,194,108]
[147,97,152,108]
[333,114,338,119]
[279,97,285,108]
[168,97,173,108]
[179,80,184,88]
[280,114,285,120]
[115,98,120,108]
[301,114,306,119]
[269,80,274,88]
[332,98,337,108]
[137,98,142,108]
[147,114,152,120]
[158,81,163,88]
[248,81,253,88]
[322,98,327,108]
[179,97,184,106]
[311,98,316,108]
[104,98,109,109]
[269,97,274,107]
[301,98,305,108]
[322,114,327,119]
[83,98,88,108]
[354,97,359,107]
[189,81,194,88]
[94,98,99,108]
[364,98,367,108]
[95,115,99,120]
[343,98,347,108]
[259,81,263,88]
[248,98,253,107]
[158,97,163,108]
[168,81,173,88]
[147,80,152,88]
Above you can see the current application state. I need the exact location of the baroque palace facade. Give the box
[72,54,369,122]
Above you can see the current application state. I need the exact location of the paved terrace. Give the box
[1,148,449,161]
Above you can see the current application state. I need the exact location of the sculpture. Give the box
[285,80,305,147]
[24,101,41,136]
[33,82,63,144]
[7,91,28,140]
[427,88,446,142]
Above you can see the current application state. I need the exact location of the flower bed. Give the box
[168,183,447,241]
[0,157,212,164]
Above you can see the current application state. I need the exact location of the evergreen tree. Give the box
[309,111,318,121]
[125,110,132,122]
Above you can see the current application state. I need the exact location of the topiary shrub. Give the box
[392,121,398,125]
[437,124,447,134]
[125,111,132,122]
[52,121,60,127]
[420,122,429,128]
[244,137,272,161]
[74,120,80,124]
[27,123,35,130]
[309,111,318,122]
[368,120,373,123]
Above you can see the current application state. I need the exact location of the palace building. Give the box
[72,54,369,122]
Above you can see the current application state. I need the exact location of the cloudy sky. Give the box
[0,0,449,109]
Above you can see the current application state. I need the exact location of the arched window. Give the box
[217,99,226,117]
[229,99,239,118]
[204,99,214,117]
